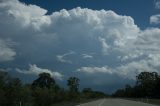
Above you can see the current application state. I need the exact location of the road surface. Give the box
[77,99,158,106]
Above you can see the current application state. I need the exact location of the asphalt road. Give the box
[77,99,158,106]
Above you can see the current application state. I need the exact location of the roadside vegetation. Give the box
[0,70,107,106]
[1,69,160,106]
[112,71,160,105]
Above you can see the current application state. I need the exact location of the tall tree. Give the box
[154,75,160,98]
[5,78,22,106]
[67,77,79,93]
[136,72,158,97]
[0,70,9,88]
[0,71,9,105]
[0,70,23,105]
[67,77,80,101]
[31,73,61,106]
[32,72,55,88]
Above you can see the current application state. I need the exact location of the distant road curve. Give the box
[77,99,158,106]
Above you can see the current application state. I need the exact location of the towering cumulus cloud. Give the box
[1,0,160,90]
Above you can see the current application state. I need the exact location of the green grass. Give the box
[124,98,160,106]
[144,99,160,106]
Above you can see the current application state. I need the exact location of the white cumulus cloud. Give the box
[16,64,63,80]
[150,14,160,24]
[77,66,113,74]
[77,59,158,80]
[1,0,160,88]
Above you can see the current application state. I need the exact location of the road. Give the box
[77,99,158,106]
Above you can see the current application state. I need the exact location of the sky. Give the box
[0,0,160,93]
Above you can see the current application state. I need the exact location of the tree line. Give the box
[112,72,160,98]
[0,70,107,106]
[1,69,158,105]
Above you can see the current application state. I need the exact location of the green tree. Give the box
[67,77,79,92]
[0,70,10,88]
[82,88,93,98]
[67,77,80,101]
[19,85,33,106]
[0,70,8,105]
[136,72,158,97]
[112,72,160,98]
[32,72,55,88]
[154,75,160,98]
[5,78,22,106]
[124,84,134,97]
[31,72,62,106]
[0,70,24,106]
[32,87,54,106]
[112,89,125,97]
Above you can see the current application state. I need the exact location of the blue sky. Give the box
[0,0,160,93]
[19,0,159,29]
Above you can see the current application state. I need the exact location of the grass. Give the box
[54,98,102,106]
[124,98,160,106]
[144,99,160,106]
[54,102,77,106]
